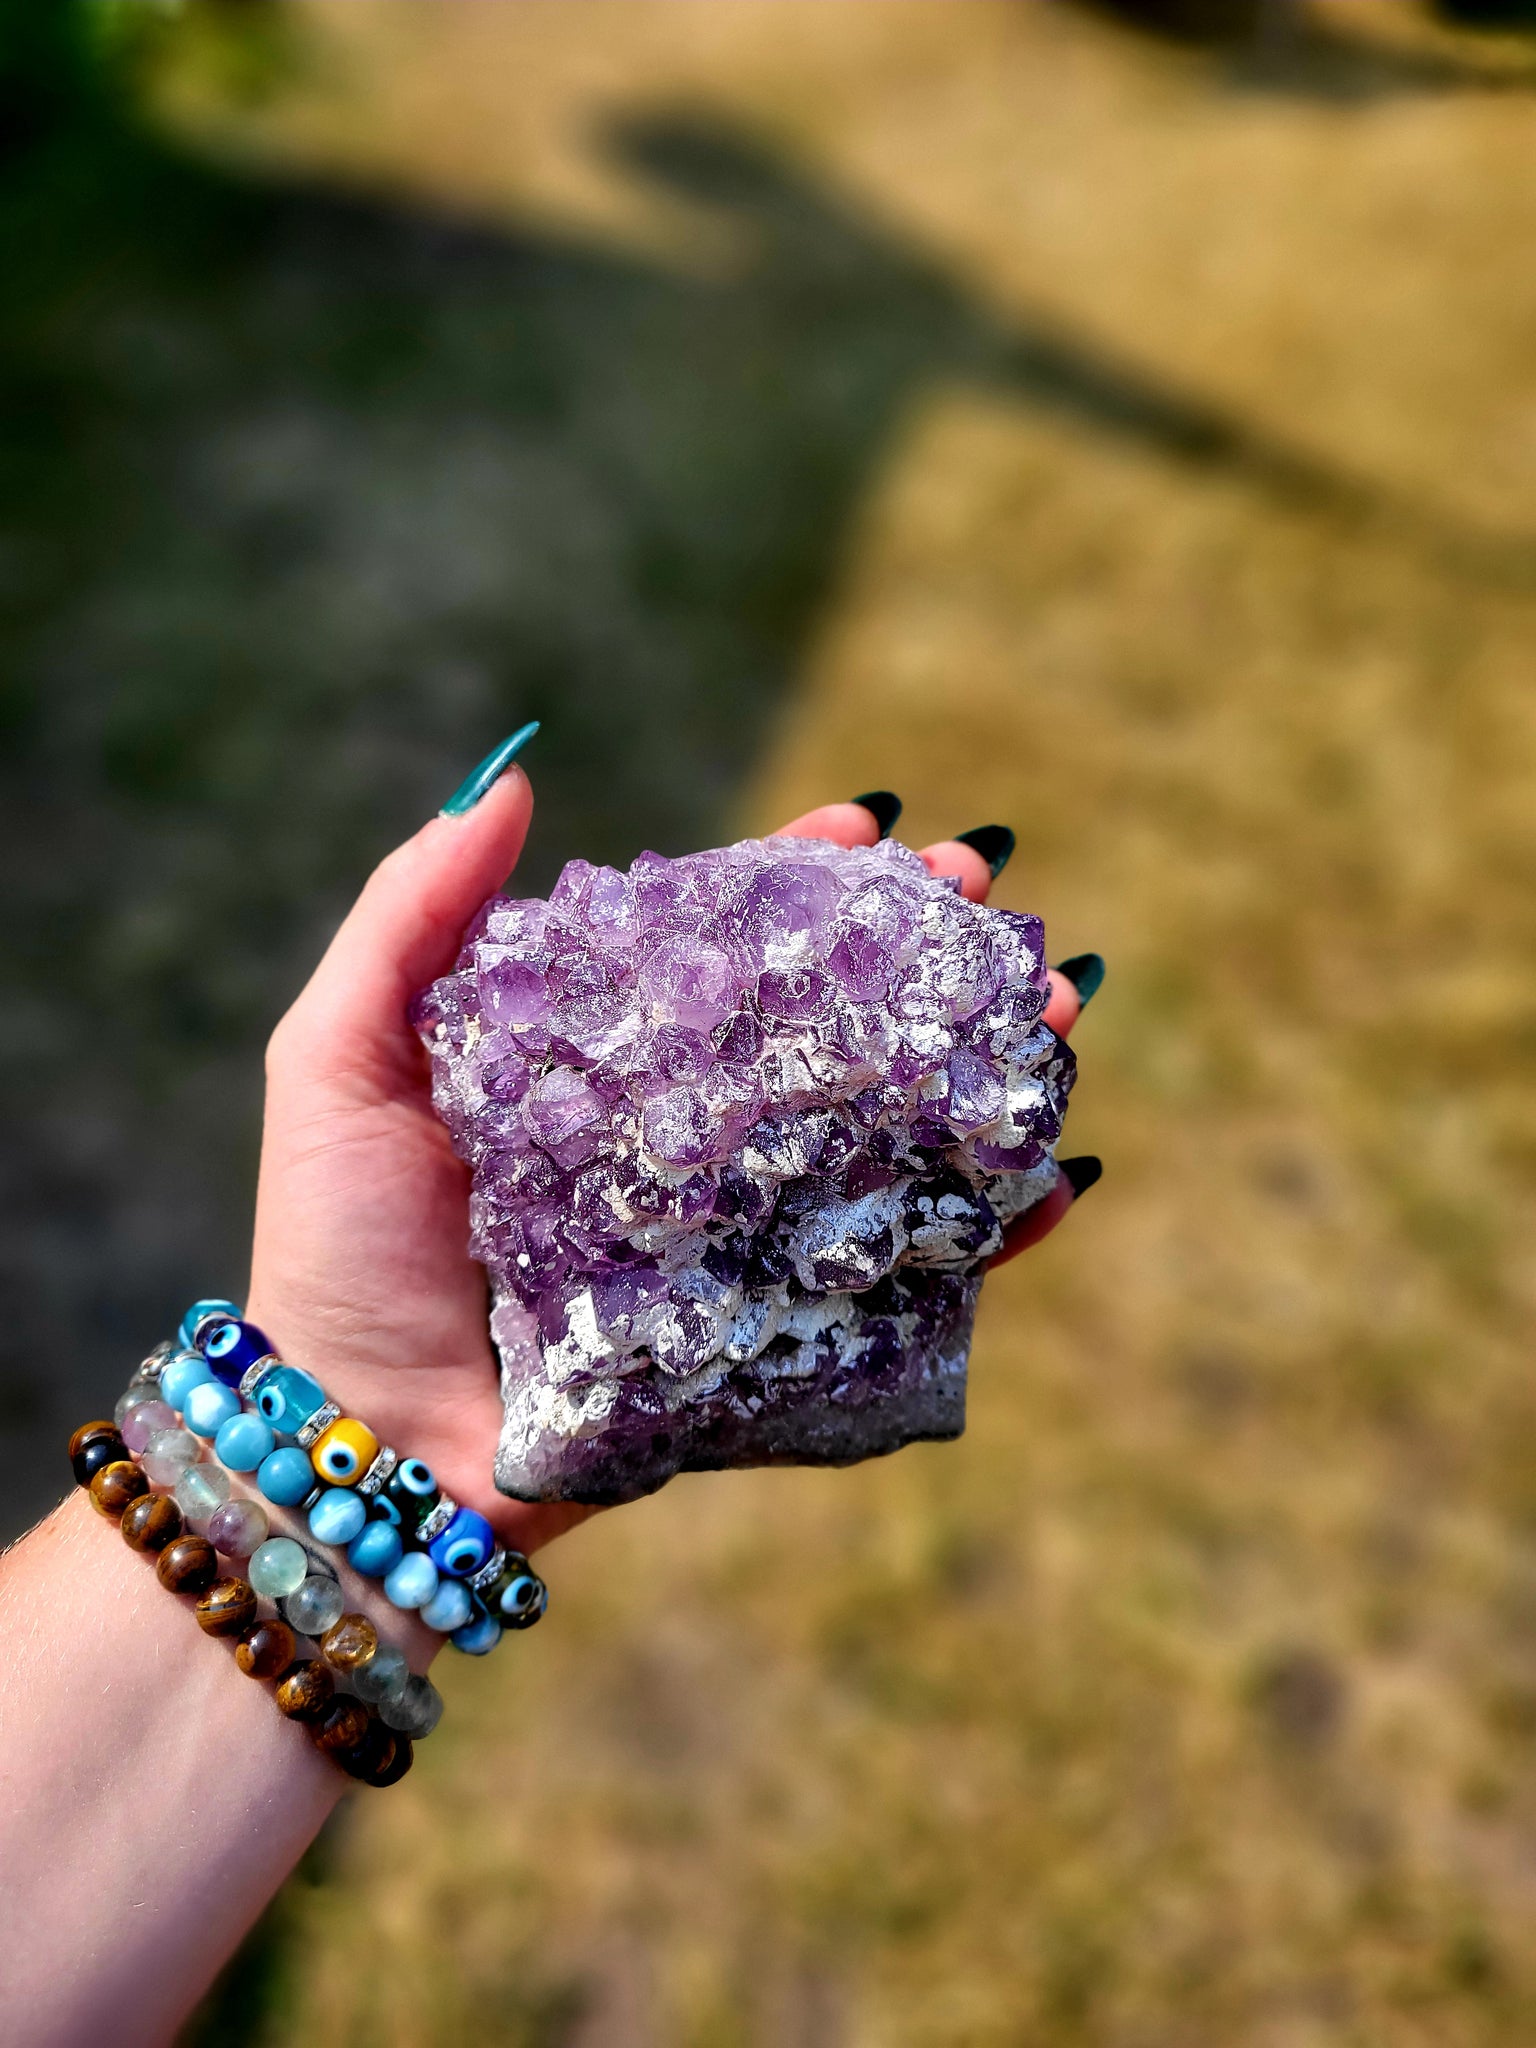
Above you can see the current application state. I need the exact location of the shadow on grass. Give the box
[1065,0,1536,95]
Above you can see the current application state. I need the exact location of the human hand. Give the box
[247,756,1096,1563]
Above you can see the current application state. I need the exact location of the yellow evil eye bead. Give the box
[310,1416,379,1487]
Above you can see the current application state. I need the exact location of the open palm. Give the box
[245,765,1086,1562]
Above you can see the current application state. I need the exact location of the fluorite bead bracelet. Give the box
[68,1418,416,1784]
[107,1374,445,1745]
[127,1304,548,1657]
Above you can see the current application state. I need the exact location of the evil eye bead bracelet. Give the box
[136,1305,547,1656]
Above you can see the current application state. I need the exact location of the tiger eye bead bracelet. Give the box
[71,1418,411,1786]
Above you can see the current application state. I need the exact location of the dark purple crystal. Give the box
[416,836,1073,1504]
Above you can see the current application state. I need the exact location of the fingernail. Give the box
[441,722,540,817]
[1060,1155,1102,1198]
[1052,953,1106,1005]
[851,791,902,839]
[954,824,1015,878]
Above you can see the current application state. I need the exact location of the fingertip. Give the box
[920,839,993,902]
[772,802,882,848]
[1041,968,1083,1037]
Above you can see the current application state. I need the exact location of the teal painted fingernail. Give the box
[954,824,1015,878]
[1053,953,1106,1005]
[440,722,540,817]
[851,791,902,838]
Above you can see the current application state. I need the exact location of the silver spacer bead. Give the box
[238,1354,281,1403]
[298,1486,324,1516]
[296,1400,341,1448]
[469,1548,507,1596]
[357,1446,399,1498]
[417,1495,458,1545]
[138,1341,176,1383]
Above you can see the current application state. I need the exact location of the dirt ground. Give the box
[59,1,1536,2040]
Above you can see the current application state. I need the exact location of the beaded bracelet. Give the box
[108,1377,444,1744]
[127,1304,547,1656]
[68,1418,414,1784]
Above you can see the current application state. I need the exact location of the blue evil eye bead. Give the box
[383,1457,440,1532]
[347,1519,404,1579]
[383,1550,440,1611]
[213,1411,275,1474]
[160,1351,215,1413]
[368,1492,403,1530]
[308,1487,368,1547]
[256,1445,318,1507]
[420,1578,474,1634]
[195,1315,275,1388]
[183,1380,242,1439]
[254,1364,327,1435]
[428,1505,496,1580]
[177,1297,241,1350]
[450,1604,503,1656]
[495,1569,547,1629]
[309,1417,378,1488]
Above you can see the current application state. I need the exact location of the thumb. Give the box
[270,737,536,1095]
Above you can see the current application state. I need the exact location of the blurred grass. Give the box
[12,0,1536,2041]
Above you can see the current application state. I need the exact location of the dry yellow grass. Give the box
[172,4,1536,2041]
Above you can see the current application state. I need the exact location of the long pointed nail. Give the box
[441,722,540,817]
[851,791,902,839]
[1060,1155,1102,1197]
[954,824,1015,878]
[1053,953,1106,1005]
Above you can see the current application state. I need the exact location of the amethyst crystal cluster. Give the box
[414,836,1075,1504]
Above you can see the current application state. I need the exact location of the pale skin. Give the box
[0,772,1086,2047]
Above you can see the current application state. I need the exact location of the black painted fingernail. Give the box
[1053,953,1106,1005]
[441,721,539,817]
[954,824,1015,878]
[851,791,902,839]
[1060,1155,1102,1198]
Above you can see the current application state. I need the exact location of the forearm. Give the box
[0,1490,344,2048]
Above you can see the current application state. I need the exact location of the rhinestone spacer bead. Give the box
[357,1446,399,1499]
[468,1548,507,1596]
[296,1400,342,1449]
[239,1355,282,1402]
[416,1495,458,1546]
[138,1341,175,1383]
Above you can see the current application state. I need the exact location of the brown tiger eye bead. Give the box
[338,1718,409,1786]
[235,1619,297,1681]
[71,1425,128,1488]
[320,1613,378,1673]
[311,1699,370,1755]
[156,1534,219,1596]
[274,1659,335,1722]
[195,1577,258,1638]
[120,1492,183,1553]
[90,1460,148,1518]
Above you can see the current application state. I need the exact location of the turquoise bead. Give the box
[160,1351,215,1412]
[248,1537,309,1599]
[383,1551,439,1611]
[254,1364,327,1436]
[257,1446,316,1506]
[178,1298,241,1350]
[213,1411,275,1473]
[451,1606,502,1656]
[308,1488,367,1547]
[183,1381,242,1439]
[347,1520,404,1578]
[420,1579,473,1634]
